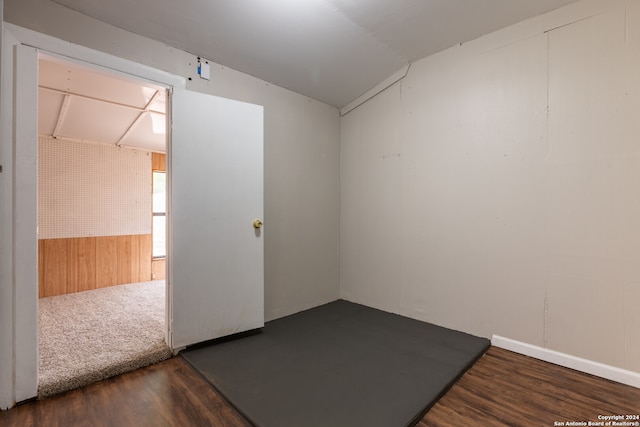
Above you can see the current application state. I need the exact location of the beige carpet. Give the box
[38,280,173,398]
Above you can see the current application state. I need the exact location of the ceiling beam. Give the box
[116,90,162,146]
[52,93,72,139]
[39,85,165,115]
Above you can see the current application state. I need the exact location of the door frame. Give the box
[5,22,184,402]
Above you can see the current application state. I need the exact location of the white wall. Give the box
[38,137,152,239]
[1,0,339,408]
[341,0,640,374]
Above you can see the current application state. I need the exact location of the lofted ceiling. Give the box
[38,55,167,152]
[50,0,579,108]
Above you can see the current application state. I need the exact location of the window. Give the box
[152,171,166,258]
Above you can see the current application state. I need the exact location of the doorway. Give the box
[8,28,264,403]
[36,54,170,397]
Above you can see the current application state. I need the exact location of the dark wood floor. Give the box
[1,347,639,426]
[0,356,251,427]
[421,347,640,426]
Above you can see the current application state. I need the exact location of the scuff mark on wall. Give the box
[625,3,629,44]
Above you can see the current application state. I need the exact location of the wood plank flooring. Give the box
[1,347,639,426]
[420,347,640,426]
[0,357,250,427]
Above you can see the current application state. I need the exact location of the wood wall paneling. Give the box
[152,152,166,171]
[152,258,166,281]
[66,238,80,294]
[130,235,140,283]
[96,236,118,288]
[117,235,132,285]
[77,237,97,291]
[42,239,68,298]
[38,240,45,298]
[139,234,152,281]
[38,235,153,297]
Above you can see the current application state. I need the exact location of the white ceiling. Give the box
[38,55,167,152]
[51,0,578,108]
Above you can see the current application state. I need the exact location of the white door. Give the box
[169,89,264,349]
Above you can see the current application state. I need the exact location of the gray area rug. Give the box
[182,300,490,427]
[38,280,172,398]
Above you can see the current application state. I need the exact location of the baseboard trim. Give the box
[492,335,640,389]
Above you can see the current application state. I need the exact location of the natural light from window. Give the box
[152,171,166,258]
